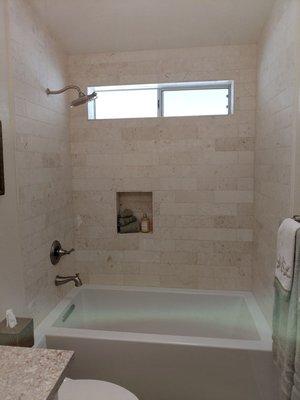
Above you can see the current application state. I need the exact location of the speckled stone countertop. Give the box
[0,345,74,400]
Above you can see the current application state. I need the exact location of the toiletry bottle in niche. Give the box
[141,213,150,233]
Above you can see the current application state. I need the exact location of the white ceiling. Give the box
[28,0,275,55]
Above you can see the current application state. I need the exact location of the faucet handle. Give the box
[59,247,75,256]
[50,240,75,265]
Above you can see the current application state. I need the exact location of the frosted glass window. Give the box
[162,88,229,117]
[95,89,158,119]
[88,81,233,120]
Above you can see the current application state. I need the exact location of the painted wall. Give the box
[0,0,74,325]
[69,45,256,290]
[253,0,300,324]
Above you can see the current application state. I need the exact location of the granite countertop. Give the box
[0,346,74,400]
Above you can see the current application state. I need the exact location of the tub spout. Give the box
[55,273,82,287]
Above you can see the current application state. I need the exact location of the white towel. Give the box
[275,218,300,292]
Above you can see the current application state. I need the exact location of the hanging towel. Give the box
[273,219,300,400]
[291,236,300,400]
[275,219,300,296]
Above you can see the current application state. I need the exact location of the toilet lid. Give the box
[58,378,138,400]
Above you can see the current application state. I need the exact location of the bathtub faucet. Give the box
[55,273,82,287]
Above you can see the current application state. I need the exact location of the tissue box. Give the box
[0,317,34,347]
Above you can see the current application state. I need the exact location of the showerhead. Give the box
[70,91,97,107]
[46,85,97,108]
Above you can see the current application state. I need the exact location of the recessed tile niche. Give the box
[117,192,153,234]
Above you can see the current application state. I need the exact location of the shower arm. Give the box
[46,85,86,97]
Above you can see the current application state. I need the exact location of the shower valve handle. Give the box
[50,240,75,265]
[58,247,75,256]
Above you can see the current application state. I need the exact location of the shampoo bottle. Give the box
[141,214,150,233]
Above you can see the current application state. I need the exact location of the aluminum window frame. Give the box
[88,80,234,120]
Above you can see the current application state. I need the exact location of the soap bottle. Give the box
[141,214,150,233]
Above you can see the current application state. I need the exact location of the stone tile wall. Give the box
[0,0,25,320]
[253,0,300,324]
[69,45,256,290]
[4,0,300,328]
[7,0,74,323]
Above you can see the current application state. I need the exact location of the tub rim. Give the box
[35,284,272,351]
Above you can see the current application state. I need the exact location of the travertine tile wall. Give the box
[69,45,256,290]
[2,0,300,327]
[253,0,300,324]
[0,0,25,320]
[7,0,74,323]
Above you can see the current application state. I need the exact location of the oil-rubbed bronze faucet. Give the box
[50,240,75,265]
[55,273,82,287]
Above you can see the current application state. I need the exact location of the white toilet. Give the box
[58,378,138,400]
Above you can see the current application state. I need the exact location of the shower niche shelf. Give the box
[117,192,153,234]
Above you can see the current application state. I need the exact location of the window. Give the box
[88,81,233,120]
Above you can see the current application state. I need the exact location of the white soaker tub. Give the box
[36,285,278,400]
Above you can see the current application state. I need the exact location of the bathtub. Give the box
[36,285,278,400]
